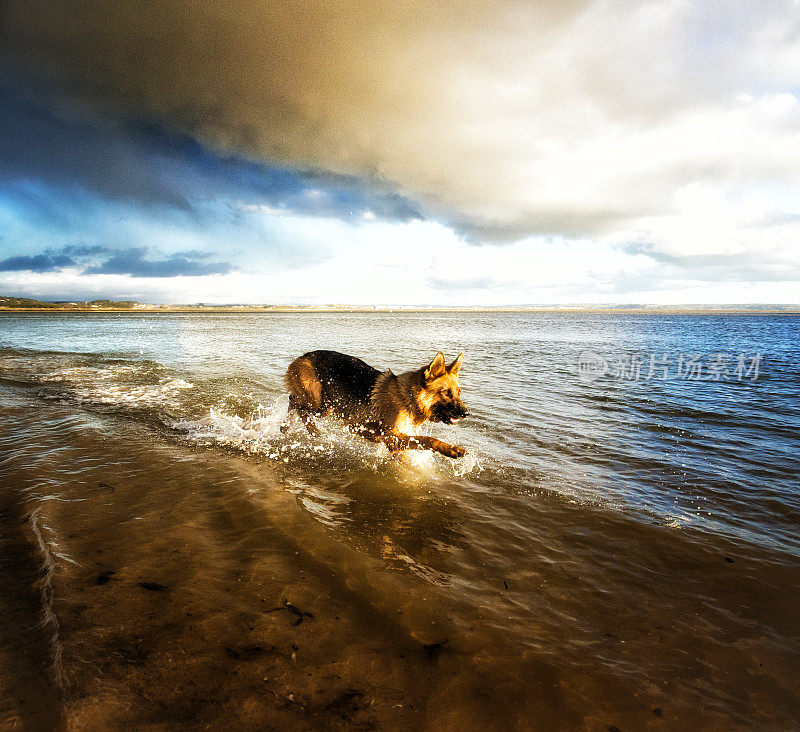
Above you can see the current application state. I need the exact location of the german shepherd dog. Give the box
[281,350,468,458]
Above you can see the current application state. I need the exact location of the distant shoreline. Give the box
[1,306,799,314]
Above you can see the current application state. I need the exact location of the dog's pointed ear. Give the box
[448,352,464,376]
[425,352,446,381]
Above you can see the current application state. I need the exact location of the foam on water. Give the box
[170,401,290,455]
[0,346,481,483]
[1,353,194,409]
[45,376,194,407]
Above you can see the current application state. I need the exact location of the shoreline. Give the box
[2,306,799,314]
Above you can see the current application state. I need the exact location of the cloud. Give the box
[2,0,800,305]
[1,216,798,305]
[63,244,109,256]
[0,244,232,278]
[84,247,233,278]
[0,84,422,226]
[426,276,500,290]
[0,252,75,272]
[2,0,799,245]
[0,87,191,212]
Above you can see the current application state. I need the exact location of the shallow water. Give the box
[1,312,799,728]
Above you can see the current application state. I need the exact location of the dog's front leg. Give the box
[298,410,320,436]
[383,433,467,459]
[414,435,467,459]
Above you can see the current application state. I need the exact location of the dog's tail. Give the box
[284,356,322,412]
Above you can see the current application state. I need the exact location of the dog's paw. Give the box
[445,444,467,459]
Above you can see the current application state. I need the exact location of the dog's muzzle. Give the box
[436,405,468,424]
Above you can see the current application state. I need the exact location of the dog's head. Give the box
[420,352,468,424]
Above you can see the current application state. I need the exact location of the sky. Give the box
[1,0,799,305]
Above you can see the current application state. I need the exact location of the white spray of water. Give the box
[170,395,481,478]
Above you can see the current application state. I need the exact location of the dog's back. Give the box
[285,350,381,424]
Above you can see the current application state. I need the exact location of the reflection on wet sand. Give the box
[283,468,466,582]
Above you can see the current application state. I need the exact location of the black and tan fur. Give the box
[281,350,468,458]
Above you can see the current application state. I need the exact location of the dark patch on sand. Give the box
[96,570,118,585]
[137,581,168,592]
[422,638,449,658]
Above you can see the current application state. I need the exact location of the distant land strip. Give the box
[1,297,799,314]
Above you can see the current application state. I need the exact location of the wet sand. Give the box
[0,389,568,730]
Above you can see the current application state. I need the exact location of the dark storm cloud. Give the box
[0,0,590,239]
[0,83,422,224]
[0,85,191,211]
[456,209,649,243]
[3,0,797,245]
[1,0,799,266]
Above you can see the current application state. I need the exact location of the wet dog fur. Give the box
[281,350,468,458]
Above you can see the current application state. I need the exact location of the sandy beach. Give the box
[0,398,492,729]
[2,387,576,730]
[6,386,797,730]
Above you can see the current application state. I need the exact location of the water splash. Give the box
[169,397,483,479]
